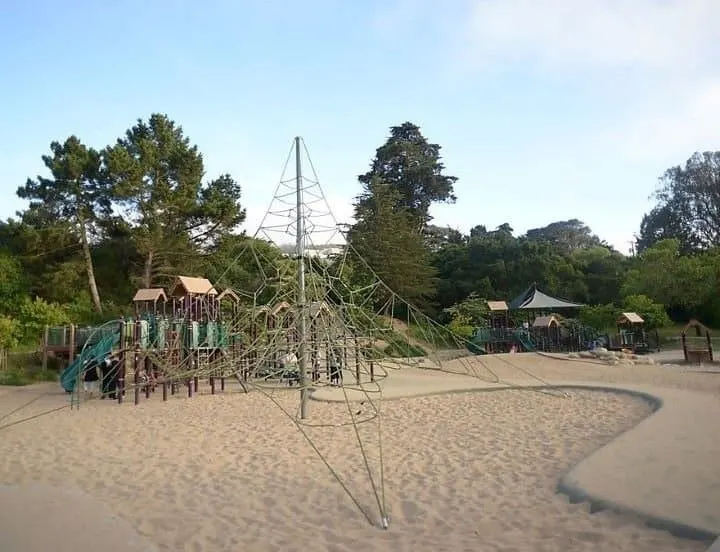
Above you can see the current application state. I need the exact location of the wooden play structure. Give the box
[43,273,377,408]
[608,312,653,354]
[468,285,596,354]
[681,319,714,364]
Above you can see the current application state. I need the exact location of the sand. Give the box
[0,354,716,552]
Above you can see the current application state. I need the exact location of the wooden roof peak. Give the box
[487,300,508,312]
[133,288,167,302]
[681,318,711,336]
[170,276,218,297]
[618,312,644,324]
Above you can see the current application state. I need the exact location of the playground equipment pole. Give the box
[295,136,309,420]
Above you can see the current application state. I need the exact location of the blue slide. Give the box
[60,332,120,393]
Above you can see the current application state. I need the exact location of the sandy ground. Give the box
[0,354,716,552]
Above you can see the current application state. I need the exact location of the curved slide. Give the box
[513,331,535,352]
[59,332,120,393]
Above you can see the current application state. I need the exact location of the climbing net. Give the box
[2,137,566,530]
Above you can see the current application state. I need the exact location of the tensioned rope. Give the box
[26,136,571,529]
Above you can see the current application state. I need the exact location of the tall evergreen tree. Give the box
[17,136,110,313]
[358,122,457,229]
[105,114,246,287]
[348,178,437,308]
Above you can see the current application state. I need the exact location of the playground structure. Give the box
[468,286,596,354]
[681,319,714,364]
[603,312,659,354]
[26,136,573,532]
[47,278,386,408]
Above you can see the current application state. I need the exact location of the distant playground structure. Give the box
[681,319,714,364]
[469,284,594,354]
[467,284,660,355]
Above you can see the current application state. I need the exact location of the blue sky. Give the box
[1,0,718,254]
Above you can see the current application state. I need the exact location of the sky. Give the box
[1,0,719,254]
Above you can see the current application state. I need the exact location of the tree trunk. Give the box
[143,250,154,288]
[78,217,103,314]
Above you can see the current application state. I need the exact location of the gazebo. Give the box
[509,283,584,314]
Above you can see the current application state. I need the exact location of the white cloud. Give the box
[604,79,720,164]
[442,0,720,166]
[458,0,720,72]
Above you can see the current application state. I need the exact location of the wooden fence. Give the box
[0,349,7,371]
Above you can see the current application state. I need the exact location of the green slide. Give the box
[513,331,535,352]
[60,332,120,393]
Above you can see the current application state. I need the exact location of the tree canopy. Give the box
[637,151,720,253]
[3,116,720,358]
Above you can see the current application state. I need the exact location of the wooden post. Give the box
[144,356,152,399]
[193,376,199,392]
[134,353,140,405]
[210,376,215,395]
[118,321,126,405]
[354,335,360,385]
[162,381,168,401]
[220,376,225,391]
[68,324,76,365]
[682,332,688,363]
[370,361,374,382]
[706,330,713,362]
[41,325,49,371]
[187,380,193,398]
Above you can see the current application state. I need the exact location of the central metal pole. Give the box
[295,136,309,419]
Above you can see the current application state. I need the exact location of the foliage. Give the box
[0,316,20,350]
[17,136,110,313]
[105,113,246,288]
[4,117,720,353]
[622,239,719,313]
[357,122,457,227]
[526,219,604,253]
[348,178,438,309]
[443,293,488,328]
[0,251,24,310]
[16,297,70,345]
[637,151,720,253]
[621,295,672,330]
[578,304,618,331]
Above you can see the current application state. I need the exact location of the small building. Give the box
[487,300,509,329]
[681,319,714,364]
[132,288,167,316]
[615,312,646,352]
[169,276,218,298]
[169,276,219,321]
[532,315,559,329]
[617,312,644,328]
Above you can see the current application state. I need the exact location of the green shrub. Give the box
[17,297,70,345]
[0,316,20,350]
[622,294,671,330]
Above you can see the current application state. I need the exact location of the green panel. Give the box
[139,320,150,349]
[186,321,199,348]
[156,318,167,349]
[218,323,229,348]
[206,322,217,348]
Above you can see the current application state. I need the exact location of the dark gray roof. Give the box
[509,283,584,310]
